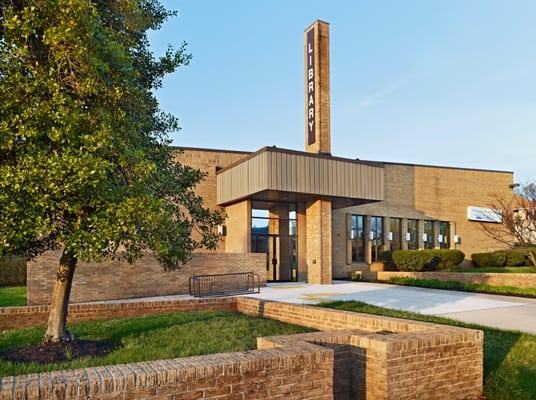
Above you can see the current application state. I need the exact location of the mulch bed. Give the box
[0,340,118,364]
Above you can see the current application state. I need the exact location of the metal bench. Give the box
[188,272,261,297]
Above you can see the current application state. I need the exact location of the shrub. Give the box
[391,250,438,272]
[0,256,27,286]
[432,249,465,271]
[472,252,504,268]
[472,249,533,268]
[391,250,465,272]
[505,251,527,267]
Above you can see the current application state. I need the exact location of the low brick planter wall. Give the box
[0,298,236,331]
[364,270,536,288]
[0,297,484,400]
[27,251,266,305]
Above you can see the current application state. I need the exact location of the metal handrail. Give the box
[189,272,261,298]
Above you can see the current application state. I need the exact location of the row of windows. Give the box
[350,215,451,263]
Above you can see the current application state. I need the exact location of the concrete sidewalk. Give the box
[89,280,536,334]
[244,280,536,334]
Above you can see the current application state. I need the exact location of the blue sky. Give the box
[148,1,535,182]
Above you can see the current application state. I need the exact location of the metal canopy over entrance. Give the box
[216,146,385,208]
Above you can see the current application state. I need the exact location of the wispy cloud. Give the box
[357,74,415,110]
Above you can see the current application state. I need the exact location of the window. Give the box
[439,221,450,249]
[407,219,418,250]
[370,216,384,262]
[389,218,402,251]
[423,220,434,249]
[350,215,365,263]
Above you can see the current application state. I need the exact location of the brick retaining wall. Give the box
[0,297,483,399]
[27,251,266,305]
[364,270,536,288]
[0,298,236,331]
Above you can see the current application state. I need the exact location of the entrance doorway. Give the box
[251,203,298,282]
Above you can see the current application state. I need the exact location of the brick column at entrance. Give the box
[306,199,332,284]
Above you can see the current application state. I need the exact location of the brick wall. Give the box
[27,251,266,305]
[365,270,536,289]
[332,163,513,277]
[0,343,334,400]
[0,297,483,399]
[238,298,483,400]
[174,148,250,252]
[0,298,236,331]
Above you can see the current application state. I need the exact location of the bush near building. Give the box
[472,248,535,268]
[392,249,465,272]
[0,256,26,286]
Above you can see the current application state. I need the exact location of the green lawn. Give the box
[321,300,536,400]
[0,310,313,377]
[0,286,26,307]
[453,266,536,274]
[388,277,536,298]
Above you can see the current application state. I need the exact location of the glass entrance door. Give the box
[252,234,297,282]
[251,202,298,282]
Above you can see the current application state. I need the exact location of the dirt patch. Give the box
[0,340,118,364]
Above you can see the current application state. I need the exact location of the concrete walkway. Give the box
[244,281,536,334]
[91,280,536,334]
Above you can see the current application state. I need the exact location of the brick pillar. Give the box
[346,214,353,265]
[449,222,456,250]
[297,203,308,282]
[225,200,251,253]
[383,217,391,252]
[418,219,425,250]
[433,221,441,249]
[401,218,409,250]
[364,215,372,265]
[306,199,332,284]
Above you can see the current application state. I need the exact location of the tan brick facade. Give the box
[174,147,250,252]
[171,147,514,283]
[27,251,265,305]
[306,199,332,284]
[1,297,483,400]
[332,163,513,278]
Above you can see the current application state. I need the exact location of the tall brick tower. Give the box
[304,20,332,284]
[304,20,331,155]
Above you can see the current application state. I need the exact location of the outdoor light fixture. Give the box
[405,232,411,241]
[349,230,357,240]
[438,234,444,243]
[422,233,428,242]
[454,235,460,244]
[369,231,375,241]
[217,224,227,236]
[388,232,393,241]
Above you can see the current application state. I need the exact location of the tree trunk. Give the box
[528,251,536,269]
[44,249,77,343]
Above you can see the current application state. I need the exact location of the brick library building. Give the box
[176,20,514,285]
[29,21,515,305]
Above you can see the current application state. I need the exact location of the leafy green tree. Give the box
[0,0,223,342]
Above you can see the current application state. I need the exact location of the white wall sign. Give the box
[388,232,393,241]
[467,206,502,223]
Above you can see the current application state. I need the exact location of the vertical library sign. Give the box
[306,27,315,145]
